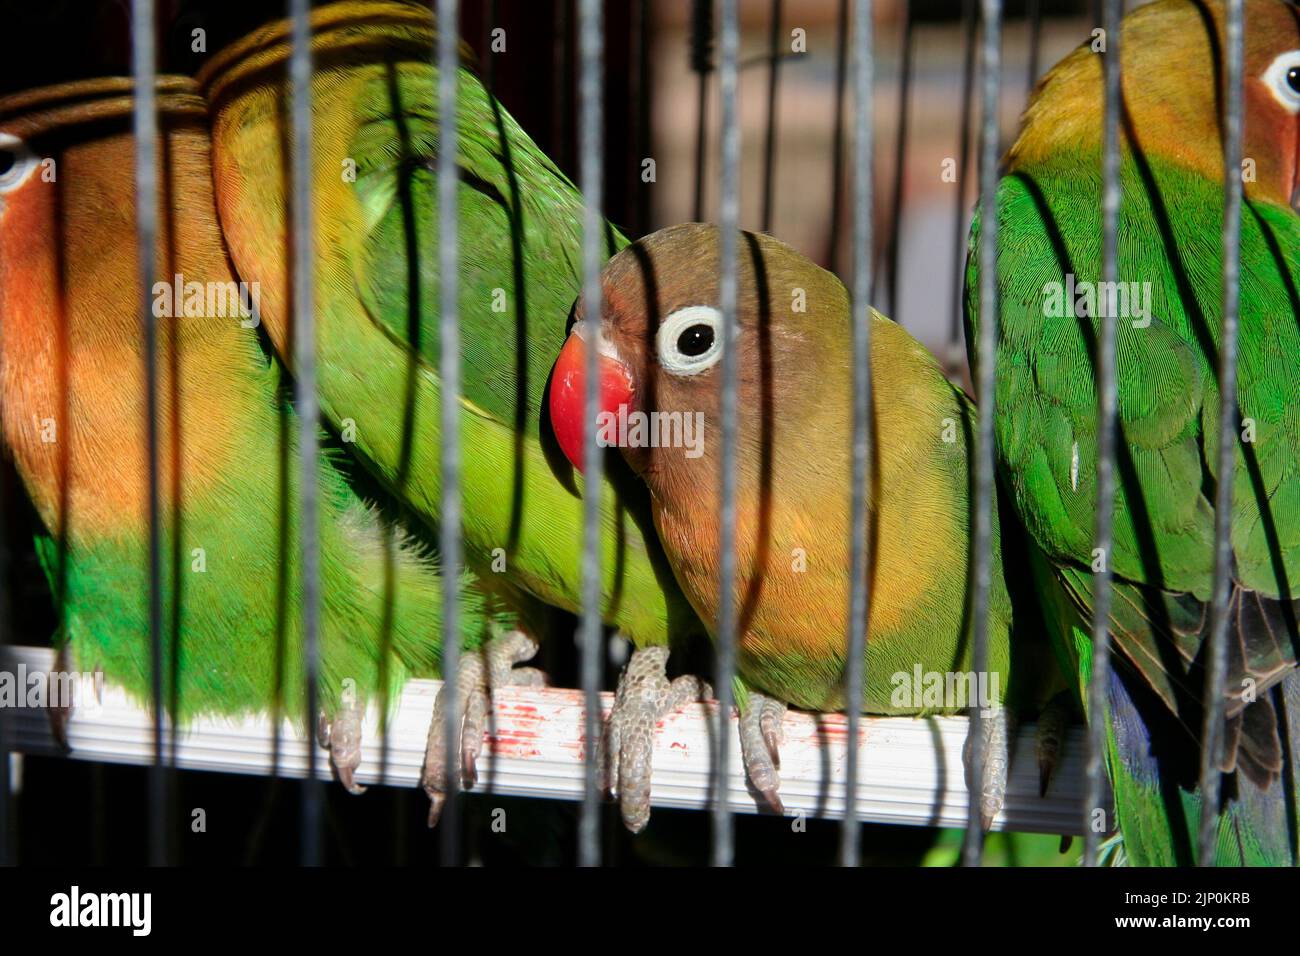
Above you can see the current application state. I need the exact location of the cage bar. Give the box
[1198,0,1244,867]
[576,0,605,869]
[435,0,464,868]
[963,0,1002,868]
[286,0,323,868]
[1082,0,1121,868]
[711,0,741,869]
[130,0,169,869]
[841,0,874,869]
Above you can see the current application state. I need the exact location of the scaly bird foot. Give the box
[601,645,711,833]
[1035,691,1073,798]
[738,690,786,814]
[962,705,1017,831]
[317,686,367,795]
[422,630,543,827]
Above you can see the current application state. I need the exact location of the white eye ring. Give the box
[656,304,725,376]
[0,133,40,196]
[1261,50,1300,114]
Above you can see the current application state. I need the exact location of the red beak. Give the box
[549,329,636,473]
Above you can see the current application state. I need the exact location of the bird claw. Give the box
[601,645,711,833]
[962,705,1016,831]
[738,690,786,814]
[319,690,367,795]
[422,630,542,827]
[1035,692,1072,798]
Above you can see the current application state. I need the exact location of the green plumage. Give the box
[966,0,1300,864]
[0,77,501,730]
[971,161,1300,601]
[202,2,703,652]
[43,402,497,726]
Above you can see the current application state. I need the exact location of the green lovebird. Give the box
[196,1,706,829]
[0,75,503,791]
[966,0,1300,864]
[548,223,1070,823]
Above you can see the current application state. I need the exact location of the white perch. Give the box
[2,644,1094,834]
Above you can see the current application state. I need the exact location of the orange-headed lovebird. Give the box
[548,223,1071,824]
[196,1,709,830]
[0,75,504,792]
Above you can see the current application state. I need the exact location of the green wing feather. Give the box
[202,6,700,649]
[968,152,1300,864]
[350,72,601,429]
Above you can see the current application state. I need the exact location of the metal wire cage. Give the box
[0,0,1252,867]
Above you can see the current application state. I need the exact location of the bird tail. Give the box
[1097,657,1300,866]
[1030,555,1300,865]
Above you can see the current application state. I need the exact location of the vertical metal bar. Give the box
[760,0,783,234]
[962,0,1001,868]
[826,0,850,273]
[1198,0,1243,868]
[711,0,740,869]
[577,0,605,869]
[436,0,464,868]
[131,0,167,869]
[948,0,977,348]
[841,0,873,869]
[288,0,323,867]
[690,0,714,223]
[1025,0,1042,95]
[882,1,912,315]
[1084,0,1121,868]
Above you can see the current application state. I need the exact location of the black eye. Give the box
[1289,66,1300,94]
[676,323,714,357]
[0,151,14,177]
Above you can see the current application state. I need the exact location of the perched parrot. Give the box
[547,223,1071,822]
[196,0,707,829]
[0,75,505,792]
[966,0,1300,864]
